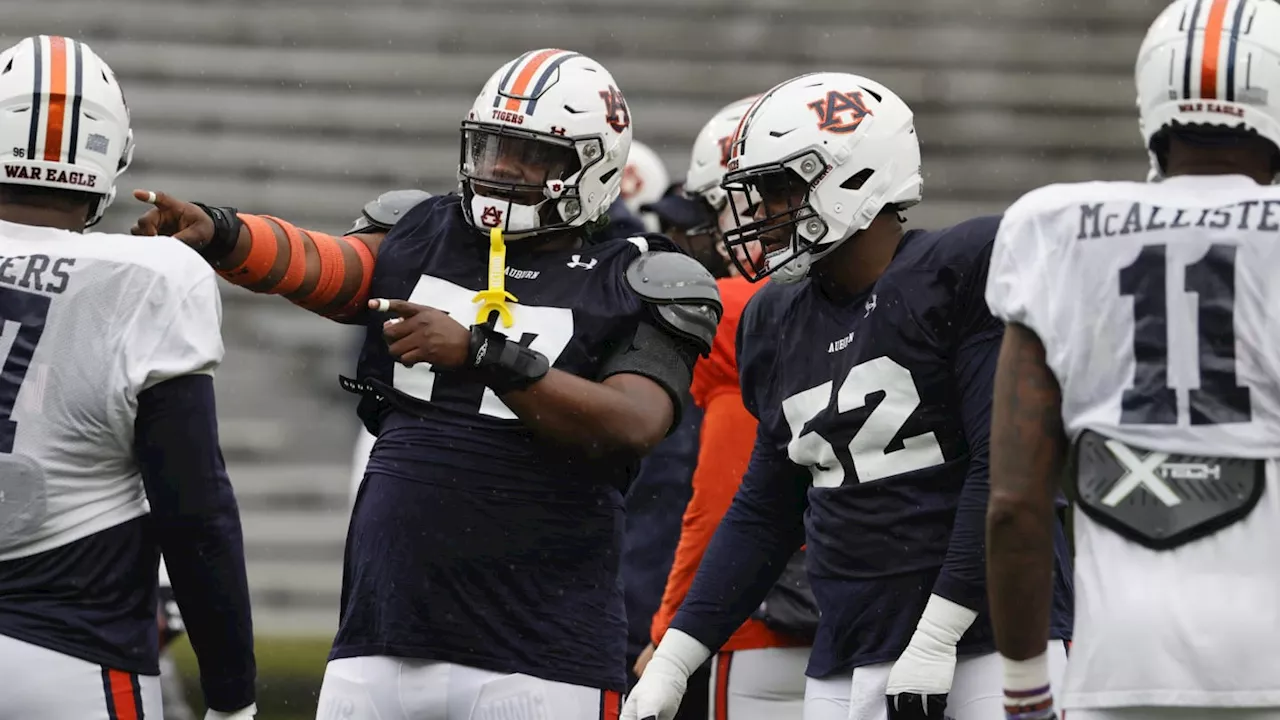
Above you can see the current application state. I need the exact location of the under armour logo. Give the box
[1102,440,1181,507]
[864,293,877,318]
[566,255,598,270]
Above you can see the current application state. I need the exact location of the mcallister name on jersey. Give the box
[1078,198,1280,240]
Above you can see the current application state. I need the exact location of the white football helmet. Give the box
[0,36,134,227]
[460,49,633,239]
[621,139,669,231]
[719,72,922,283]
[1137,0,1280,181]
[686,95,759,219]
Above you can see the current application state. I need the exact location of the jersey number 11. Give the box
[1119,243,1252,426]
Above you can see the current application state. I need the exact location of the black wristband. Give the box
[191,202,244,263]
[468,322,550,394]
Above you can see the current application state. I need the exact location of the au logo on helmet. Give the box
[808,90,873,134]
[716,136,734,169]
[599,85,631,133]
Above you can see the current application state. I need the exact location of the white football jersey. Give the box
[0,219,222,562]
[987,174,1280,709]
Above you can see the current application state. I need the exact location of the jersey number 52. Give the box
[1120,243,1252,425]
[781,356,944,488]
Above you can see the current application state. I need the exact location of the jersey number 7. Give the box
[0,287,51,453]
[1119,243,1252,425]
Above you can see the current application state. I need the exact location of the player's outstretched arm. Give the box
[134,374,256,716]
[130,189,404,323]
[986,322,1066,719]
[623,438,808,720]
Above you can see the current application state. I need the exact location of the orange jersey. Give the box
[651,276,808,652]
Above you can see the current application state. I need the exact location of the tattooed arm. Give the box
[986,322,1067,661]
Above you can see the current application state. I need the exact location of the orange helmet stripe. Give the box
[1200,0,1231,99]
[42,36,69,162]
[503,48,564,112]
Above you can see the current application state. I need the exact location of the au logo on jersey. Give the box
[479,206,504,228]
[599,85,631,133]
[807,90,872,134]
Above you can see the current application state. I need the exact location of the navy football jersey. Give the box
[334,195,681,692]
[672,217,1072,678]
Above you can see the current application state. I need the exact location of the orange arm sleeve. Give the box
[212,214,380,322]
[649,390,758,644]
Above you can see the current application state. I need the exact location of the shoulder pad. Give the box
[347,189,433,234]
[625,250,723,356]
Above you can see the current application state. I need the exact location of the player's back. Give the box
[0,218,222,674]
[0,219,220,561]
[1006,176,1280,454]
[990,175,1280,709]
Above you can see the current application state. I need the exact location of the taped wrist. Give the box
[191,203,243,263]
[1002,651,1053,719]
[653,629,712,678]
[917,594,979,646]
[469,322,550,394]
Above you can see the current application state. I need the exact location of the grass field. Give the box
[169,636,332,719]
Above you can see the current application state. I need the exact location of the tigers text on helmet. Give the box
[1137,0,1280,181]
[0,36,134,227]
[718,72,922,284]
[459,49,633,239]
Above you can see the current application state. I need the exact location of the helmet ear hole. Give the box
[841,168,875,191]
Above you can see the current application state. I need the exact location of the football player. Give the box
[644,97,764,279]
[0,36,256,720]
[130,49,722,720]
[638,96,813,720]
[623,72,1075,720]
[985,2,1280,719]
